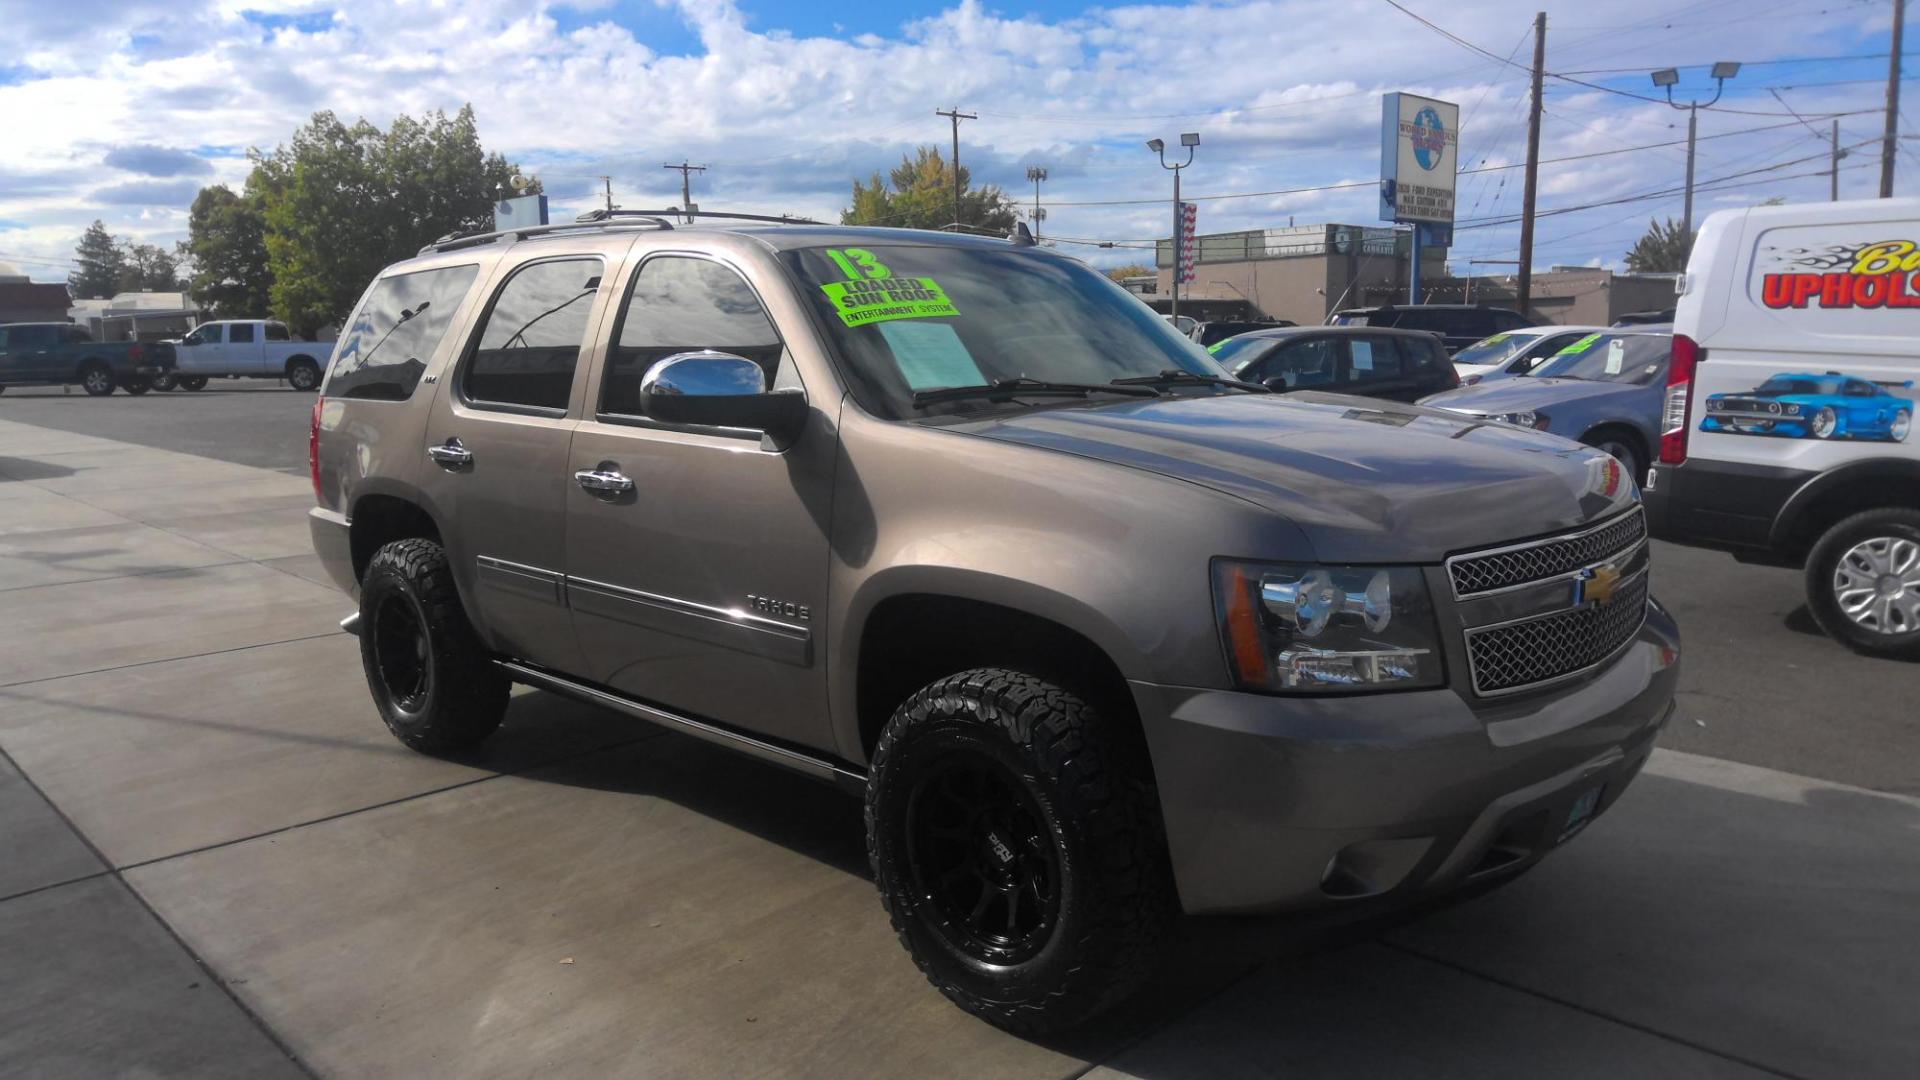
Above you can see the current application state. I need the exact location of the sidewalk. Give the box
[1,416,1915,1079]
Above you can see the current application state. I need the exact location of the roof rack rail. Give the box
[580,208,820,226]
[418,215,676,256]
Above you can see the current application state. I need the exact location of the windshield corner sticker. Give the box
[1700,372,1914,443]
[1759,239,1920,310]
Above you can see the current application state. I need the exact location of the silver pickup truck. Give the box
[161,319,332,391]
[309,214,1680,1034]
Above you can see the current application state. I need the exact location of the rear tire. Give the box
[1580,430,1644,484]
[122,378,151,396]
[179,375,208,391]
[866,668,1175,1034]
[1805,508,1920,659]
[358,538,508,753]
[79,363,115,396]
[287,357,321,391]
[150,373,177,392]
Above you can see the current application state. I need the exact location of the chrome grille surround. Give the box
[1447,507,1647,598]
[1464,571,1649,696]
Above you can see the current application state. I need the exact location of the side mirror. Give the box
[639,351,807,444]
[1263,374,1292,391]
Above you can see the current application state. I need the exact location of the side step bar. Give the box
[496,659,865,787]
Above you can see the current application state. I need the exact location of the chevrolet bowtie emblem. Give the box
[1581,564,1623,607]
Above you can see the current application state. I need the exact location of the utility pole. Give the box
[1026,166,1048,239]
[662,161,706,215]
[1833,119,1847,201]
[935,108,976,231]
[1884,0,1906,197]
[1517,11,1546,320]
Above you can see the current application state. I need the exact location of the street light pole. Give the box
[1026,167,1048,240]
[1148,133,1199,323]
[1652,62,1741,239]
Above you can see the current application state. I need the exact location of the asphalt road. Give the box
[4,384,1916,794]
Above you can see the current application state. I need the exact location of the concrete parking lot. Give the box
[2,390,1917,1078]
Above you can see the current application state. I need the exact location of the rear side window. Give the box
[229,322,256,344]
[1254,337,1341,388]
[1347,336,1407,382]
[326,264,480,402]
[601,256,784,417]
[463,257,603,413]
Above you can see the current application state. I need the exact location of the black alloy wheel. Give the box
[371,591,432,714]
[905,751,1061,966]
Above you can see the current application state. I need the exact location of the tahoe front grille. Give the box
[1464,572,1649,695]
[1447,508,1647,597]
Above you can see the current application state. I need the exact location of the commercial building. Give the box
[0,262,72,323]
[1142,225,1678,327]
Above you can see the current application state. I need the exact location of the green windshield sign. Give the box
[820,277,959,327]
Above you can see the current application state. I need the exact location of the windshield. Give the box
[1528,333,1670,385]
[781,243,1219,418]
[1754,376,1836,397]
[1451,331,1535,366]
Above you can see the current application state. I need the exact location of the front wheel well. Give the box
[349,494,441,584]
[855,594,1141,761]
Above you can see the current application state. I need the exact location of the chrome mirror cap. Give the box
[640,351,768,398]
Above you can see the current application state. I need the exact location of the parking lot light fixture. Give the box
[1149,133,1200,323]
[1651,62,1740,240]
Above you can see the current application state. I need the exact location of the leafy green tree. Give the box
[841,146,1016,233]
[184,184,272,317]
[116,242,185,292]
[1624,218,1694,273]
[252,105,535,336]
[68,220,126,299]
[1104,263,1155,281]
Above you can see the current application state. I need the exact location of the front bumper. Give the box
[1131,599,1679,915]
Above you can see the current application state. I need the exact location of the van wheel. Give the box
[358,538,508,752]
[1806,508,1920,659]
[80,363,115,396]
[866,668,1174,1034]
[179,376,208,391]
[286,358,321,391]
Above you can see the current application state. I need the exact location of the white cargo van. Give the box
[1646,197,1920,657]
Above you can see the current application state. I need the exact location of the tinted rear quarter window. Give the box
[325,264,481,401]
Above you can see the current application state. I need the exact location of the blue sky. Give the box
[0,0,1909,285]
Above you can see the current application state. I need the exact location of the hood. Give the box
[1420,376,1652,415]
[948,392,1637,563]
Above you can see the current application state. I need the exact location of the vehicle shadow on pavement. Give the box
[0,456,77,481]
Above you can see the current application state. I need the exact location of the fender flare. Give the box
[1769,456,1920,550]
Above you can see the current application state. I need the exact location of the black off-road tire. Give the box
[866,668,1175,1034]
[1805,507,1920,659]
[358,538,508,753]
[179,375,208,391]
[122,378,151,395]
[79,363,115,396]
[287,357,321,391]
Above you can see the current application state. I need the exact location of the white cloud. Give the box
[0,0,1891,279]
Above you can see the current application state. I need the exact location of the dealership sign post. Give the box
[1380,93,1459,304]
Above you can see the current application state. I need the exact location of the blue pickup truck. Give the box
[0,322,176,396]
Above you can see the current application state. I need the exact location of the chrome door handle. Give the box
[427,439,473,467]
[574,468,634,495]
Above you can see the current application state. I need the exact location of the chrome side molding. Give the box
[495,659,863,785]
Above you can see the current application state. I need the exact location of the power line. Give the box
[1458,153,1879,230]
[1561,51,1917,75]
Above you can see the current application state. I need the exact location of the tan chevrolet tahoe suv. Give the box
[309,212,1680,1033]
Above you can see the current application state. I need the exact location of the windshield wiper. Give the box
[911,376,1161,409]
[1110,368,1272,393]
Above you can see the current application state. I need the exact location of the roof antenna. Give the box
[1009,220,1036,247]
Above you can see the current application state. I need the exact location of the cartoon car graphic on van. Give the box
[1700,372,1914,442]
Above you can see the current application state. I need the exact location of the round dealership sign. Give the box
[1412,106,1446,170]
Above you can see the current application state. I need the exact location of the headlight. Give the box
[1482,410,1547,430]
[1212,560,1444,693]
[1785,404,1801,416]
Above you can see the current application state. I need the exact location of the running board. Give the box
[495,659,865,786]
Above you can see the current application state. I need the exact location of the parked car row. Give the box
[0,318,332,396]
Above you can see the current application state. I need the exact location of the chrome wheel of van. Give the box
[1832,536,1920,636]
[1810,406,1838,439]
